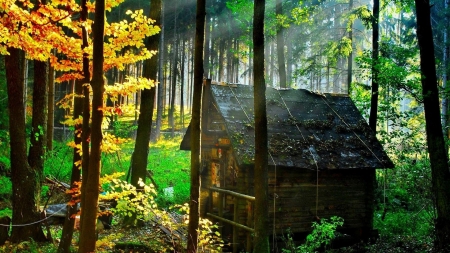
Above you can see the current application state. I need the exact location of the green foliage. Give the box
[103,175,158,223]
[0,239,61,253]
[100,176,223,252]
[0,176,12,201]
[0,207,11,217]
[148,136,190,207]
[43,142,74,182]
[282,216,344,253]
[112,120,137,138]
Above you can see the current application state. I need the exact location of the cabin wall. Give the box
[201,162,376,234]
[267,168,375,236]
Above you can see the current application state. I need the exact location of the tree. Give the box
[129,0,161,192]
[187,0,205,251]
[276,0,287,88]
[5,47,47,243]
[369,0,380,132]
[253,0,269,252]
[414,0,450,249]
[77,0,105,250]
[57,0,90,251]
[347,0,353,93]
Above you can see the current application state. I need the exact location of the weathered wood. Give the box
[206,213,254,233]
[209,186,255,201]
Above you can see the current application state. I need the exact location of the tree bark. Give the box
[130,0,161,189]
[347,0,353,94]
[6,48,46,243]
[414,0,450,249]
[369,0,379,132]
[187,0,205,251]
[78,0,105,250]
[442,0,450,138]
[253,0,269,252]
[276,0,287,88]
[154,0,165,142]
[46,56,55,151]
[28,57,48,198]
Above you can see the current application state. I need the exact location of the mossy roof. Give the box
[181,84,394,170]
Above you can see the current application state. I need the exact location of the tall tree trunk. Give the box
[58,0,90,250]
[415,0,450,249]
[204,2,211,79]
[276,0,287,88]
[187,0,205,251]
[155,0,165,142]
[170,36,178,136]
[253,0,269,252]
[46,56,55,151]
[6,48,46,243]
[130,0,161,189]
[28,58,48,189]
[78,0,105,250]
[180,38,186,129]
[442,0,450,138]
[369,0,379,132]
[347,0,353,94]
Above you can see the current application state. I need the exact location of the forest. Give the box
[0,0,450,252]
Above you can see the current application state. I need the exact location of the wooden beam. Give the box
[206,213,254,233]
[209,187,255,201]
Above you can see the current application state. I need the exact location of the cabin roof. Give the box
[181,84,394,170]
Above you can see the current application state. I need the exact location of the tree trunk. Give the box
[414,0,450,249]
[369,0,379,132]
[130,0,161,189]
[347,0,353,94]
[276,0,287,88]
[180,37,186,129]
[154,0,165,142]
[58,0,90,247]
[204,2,211,79]
[46,56,55,151]
[78,0,105,250]
[253,0,269,252]
[187,0,205,251]
[442,0,450,138]
[170,35,178,136]
[28,58,48,193]
[6,48,46,243]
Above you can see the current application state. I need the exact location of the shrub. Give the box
[282,216,344,253]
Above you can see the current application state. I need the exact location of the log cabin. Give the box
[180,80,394,252]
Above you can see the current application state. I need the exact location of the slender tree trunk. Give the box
[369,0,380,132]
[442,0,450,138]
[347,0,353,94]
[414,0,450,249]
[78,0,105,250]
[187,0,205,251]
[253,0,269,251]
[58,0,90,249]
[180,38,186,129]
[6,48,46,243]
[204,3,211,79]
[130,0,161,189]
[47,56,55,151]
[154,0,165,141]
[276,0,287,88]
[170,36,178,136]
[218,37,225,81]
[28,57,48,188]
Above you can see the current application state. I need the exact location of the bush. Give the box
[0,176,12,201]
[282,216,344,253]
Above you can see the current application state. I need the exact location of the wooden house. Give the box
[180,81,394,252]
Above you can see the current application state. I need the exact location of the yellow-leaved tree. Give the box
[1,0,160,248]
